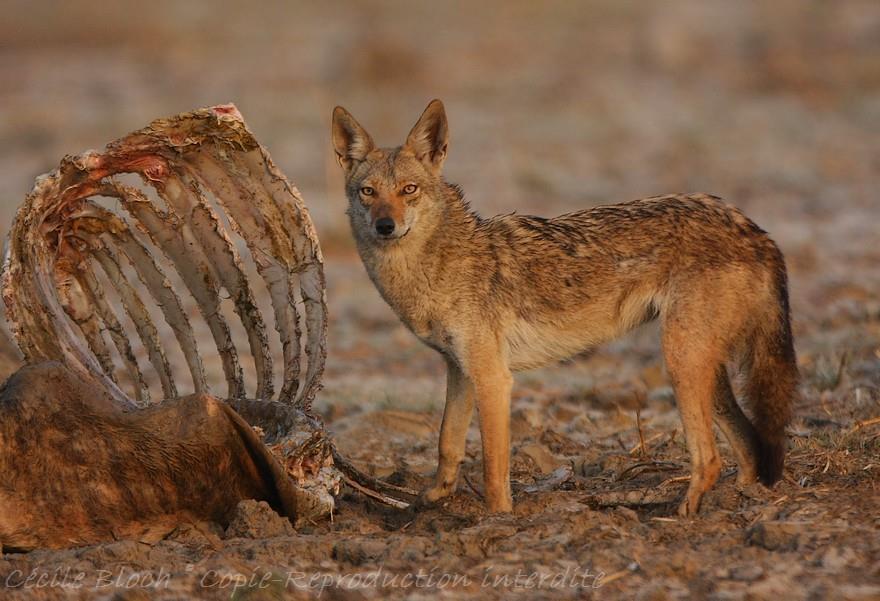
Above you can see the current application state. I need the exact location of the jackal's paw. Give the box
[415,483,455,508]
[677,490,705,517]
[734,468,758,488]
[677,499,695,517]
[485,491,514,514]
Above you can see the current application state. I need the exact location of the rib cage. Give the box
[2,105,327,410]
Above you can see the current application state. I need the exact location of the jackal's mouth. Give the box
[377,227,411,242]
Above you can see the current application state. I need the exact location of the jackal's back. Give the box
[471,193,779,311]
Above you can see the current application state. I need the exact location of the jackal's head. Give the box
[331,99,449,245]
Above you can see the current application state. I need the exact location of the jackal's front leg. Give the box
[470,348,513,513]
[419,358,474,505]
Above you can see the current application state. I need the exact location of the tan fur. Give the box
[331,100,798,515]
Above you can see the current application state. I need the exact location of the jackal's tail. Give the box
[744,261,798,485]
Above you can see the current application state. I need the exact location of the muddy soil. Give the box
[0,1,878,599]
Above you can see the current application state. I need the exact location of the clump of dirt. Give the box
[225,501,296,540]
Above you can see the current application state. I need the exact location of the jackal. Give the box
[331,99,797,515]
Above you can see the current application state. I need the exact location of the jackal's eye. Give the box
[402,183,418,195]
[359,186,374,196]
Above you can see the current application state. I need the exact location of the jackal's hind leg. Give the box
[713,367,761,486]
[663,332,722,516]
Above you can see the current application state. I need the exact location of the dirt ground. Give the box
[0,1,878,599]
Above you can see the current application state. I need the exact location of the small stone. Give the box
[821,546,860,571]
[615,506,640,522]
[744,573,806,601]
[574,458,603,477]
[511,406,545,438]
[635,583,671,601]
[729,564,764,581]
[516,442,565,474]
[836,585,880,601]
[746,521,809,551]
[332,537,388,565]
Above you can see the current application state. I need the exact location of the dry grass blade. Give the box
[849,416,880,433]
[340,475,412,510]
[616,460,682,482]
[331,449,420,501]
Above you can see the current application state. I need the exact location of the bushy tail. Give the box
[745,263,798,485]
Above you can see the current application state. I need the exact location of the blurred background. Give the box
[2,5,878,594]
[0,0,878,408]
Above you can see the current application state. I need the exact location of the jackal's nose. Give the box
[375,217,395,237]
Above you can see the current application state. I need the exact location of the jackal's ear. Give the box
[332,106,375,171]
[405,99,448,173]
